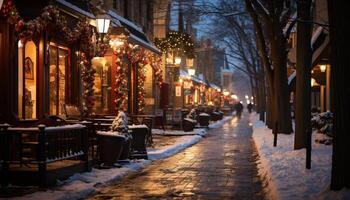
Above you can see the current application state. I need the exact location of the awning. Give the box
[56,0,95,19]
[179,70,207,85]
[108,10,161,54]
[312,27,329,66]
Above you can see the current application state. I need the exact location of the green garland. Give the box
[155,31,195,58]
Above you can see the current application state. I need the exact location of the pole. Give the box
[273,121,278,147]
[306,127,312,169]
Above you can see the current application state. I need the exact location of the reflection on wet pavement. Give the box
[87,113,266,199]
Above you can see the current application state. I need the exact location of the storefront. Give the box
[91,10,163,115]
[0,0,97,124]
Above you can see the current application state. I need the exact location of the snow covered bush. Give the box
[110,111,131,139]
[187,108,197,120]
[311,112,333,137]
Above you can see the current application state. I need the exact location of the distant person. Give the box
[247,103,253,113]
[235,102,243,117]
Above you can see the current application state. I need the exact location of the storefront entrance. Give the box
[48,43,69,116]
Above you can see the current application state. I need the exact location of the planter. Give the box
[199,113,210,127]
[119,138,131,160]
[128,125,149,159]
[97,132,125,166]
[183,118,196,132]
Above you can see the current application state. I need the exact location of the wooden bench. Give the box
[0,124,90,187]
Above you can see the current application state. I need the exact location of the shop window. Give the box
[18,40,37,119]
[49,44,68,116]
[92,57,112,114]
[144,64,154,114]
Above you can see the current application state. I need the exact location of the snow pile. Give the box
[148,134,203,160]
[251,114,350,200]
[153,128,206,136]
[209,116,232,129]
[15,160,151,200]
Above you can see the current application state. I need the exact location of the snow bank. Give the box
[251,114,350,200]
[209,116,232,129]
[148,135,202,160]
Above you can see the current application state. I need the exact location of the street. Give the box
[87,113,266,199]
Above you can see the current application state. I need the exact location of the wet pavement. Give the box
[87,113,266,200]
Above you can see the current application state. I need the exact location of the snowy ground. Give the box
[13,116,233,200]
[251,114,350,200]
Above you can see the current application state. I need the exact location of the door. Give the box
[48,44,69,116]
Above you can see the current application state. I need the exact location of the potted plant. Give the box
[111,112,132,160]
[97,111,130,167]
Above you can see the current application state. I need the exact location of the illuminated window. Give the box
[18,40,37,119]
[49,44,68,116]
[92,57,111,114]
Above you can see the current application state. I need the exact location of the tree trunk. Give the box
[294,0,313,149]
[329,0,350,190]
[266,83,274,129]
[271,39,293,134]
[258,72,266,121]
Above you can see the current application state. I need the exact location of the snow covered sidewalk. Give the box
[13,116,233,200]
[251,114,350,200]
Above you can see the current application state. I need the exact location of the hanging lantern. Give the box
[186,58,194,68]
[188,68,195,76]
[96,14,111,34]
[319,65,327,72]
[174,56,181,65]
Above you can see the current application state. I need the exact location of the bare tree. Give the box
[245,0,294,133]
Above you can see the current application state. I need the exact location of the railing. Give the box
[0,124,89,187]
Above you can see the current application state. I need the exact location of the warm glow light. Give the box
[109,38,124,49]
[319,65,327,72]
[311,78,318,87]
[245,95,249,99]
[247,100,250,104]
[231,94,238,100]
[223,91,230,96]
[251,96,254,100]
[18,40,23,48]
[188,68,195,76]
[174,57,181,65]
[96,14,111,34]
[186,58,194,68]
[217,89,221,92]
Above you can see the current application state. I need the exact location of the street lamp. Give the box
[188,68,195,76]
[186,58,194,68]
[96,14,111,34]
[319,65,327,72]
[174,56,182,65]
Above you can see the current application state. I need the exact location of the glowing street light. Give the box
[174,56,182,65]
[188,68,196,76]
[319,65,327,72]
[96,14,111,34]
